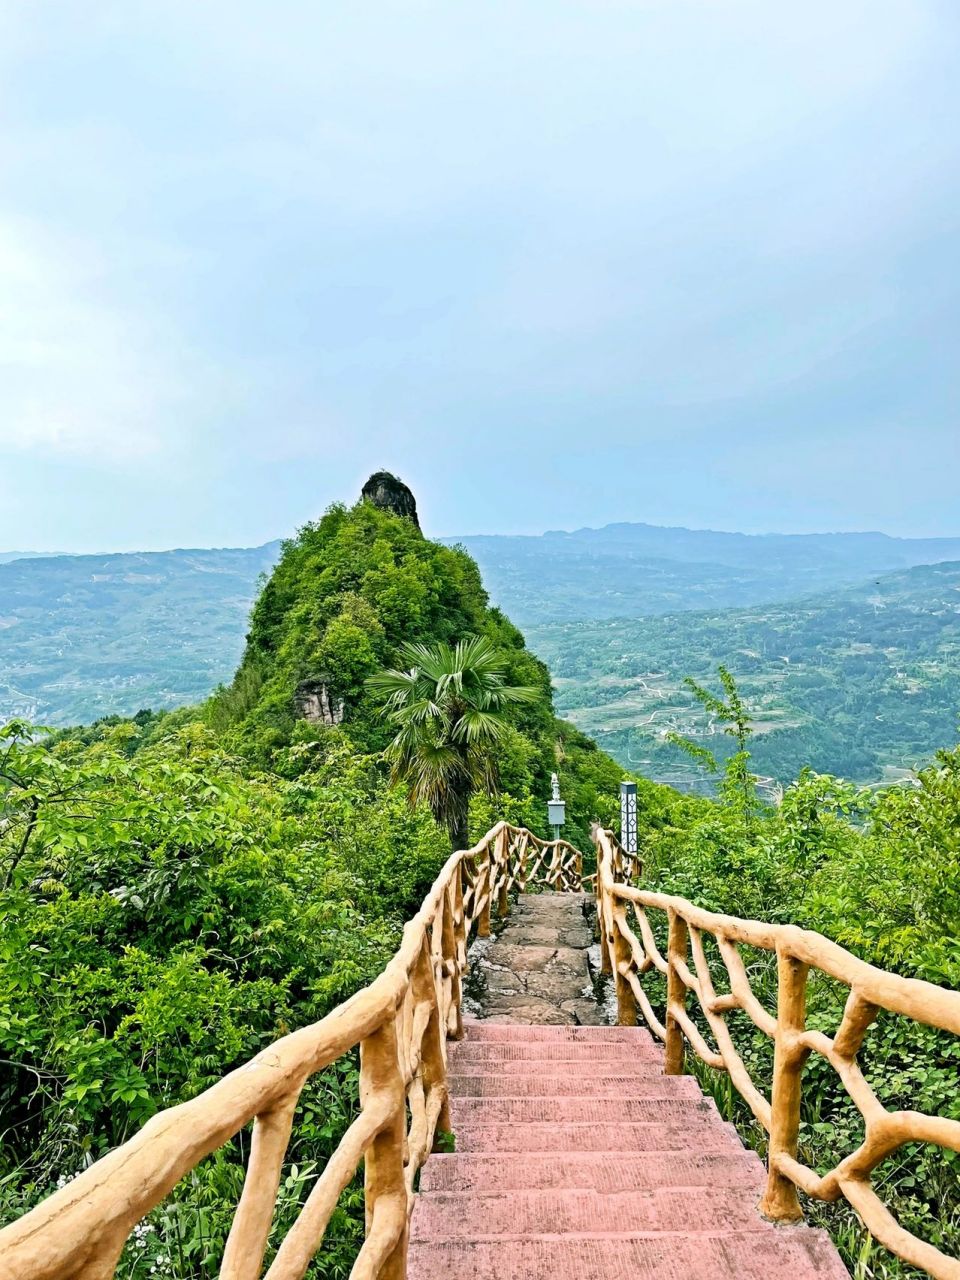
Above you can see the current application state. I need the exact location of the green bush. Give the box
[635,687,960,1279]
[0,497,649,1275]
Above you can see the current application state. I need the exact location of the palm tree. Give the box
[367,636,538,850]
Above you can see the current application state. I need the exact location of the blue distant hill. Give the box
[447,523,960,624]
[0,551,69,564]
[3,520,960,730]
[0,543,282,725]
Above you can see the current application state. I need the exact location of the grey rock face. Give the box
[294,679,344,725]
[466,892,610,1026]
[361,471,421,530]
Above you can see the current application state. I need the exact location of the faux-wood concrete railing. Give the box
[594,826,960,1280]
[0,822,582,1280]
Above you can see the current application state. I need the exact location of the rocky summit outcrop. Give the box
[361,470,421,530]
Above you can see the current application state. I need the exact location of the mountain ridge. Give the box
[3,523,960,769]
[443,522,960,623]
[529,557,960,788]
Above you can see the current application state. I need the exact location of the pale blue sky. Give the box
[1,1,958,550]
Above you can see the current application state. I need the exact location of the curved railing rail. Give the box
[594,826,960,1280]
[0,822,582,1280]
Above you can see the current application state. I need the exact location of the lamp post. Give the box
[548,772,566,841]
[620,781,638,855]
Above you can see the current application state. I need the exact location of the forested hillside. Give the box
[531,561,960,788]
[5,519,960,733]
[0,481,648,1275]
[0,544,281,725]
[3,483,960,1277]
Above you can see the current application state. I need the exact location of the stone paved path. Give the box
[465,891,606,1025]
[408,891,850,1279]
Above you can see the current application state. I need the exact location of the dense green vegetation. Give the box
[629,674,960,1278]
[2,498,960,1279]
[0,713,445,1274]
[531,561,960,789]
[203,498,627,852]
[0,493,632,1276]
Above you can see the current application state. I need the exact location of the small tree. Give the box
[367,637,537,850]
[667,665,759,821]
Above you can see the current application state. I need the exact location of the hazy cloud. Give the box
[0,1,958,548]
[0,219,169,460]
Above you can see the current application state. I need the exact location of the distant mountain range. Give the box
[0,550,65,564]
[0,544,281,725]
[2,522,960,763]
[446,524,960,624]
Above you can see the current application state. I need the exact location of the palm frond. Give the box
[451,709,507,744]
[487,684,539,706]
[388,697,445,728]
[455,635,504,673]
[368,633,539,841]
[366,667,419,700]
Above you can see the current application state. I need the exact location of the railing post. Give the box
[220,1092,299,1280]
[759,948,808,1222]
[600,926,612,974]
[413,934,451,1139]
[664,909,689,1075]
[549,841,562,889]
[612,901,638,1026]
[596,835,612,976]
[360,1014,408,1279]
[441,878,464,1040]
[452,866,467,1038]
[495,827,510,916]
[599,924,612,973]
[476,844,492,938]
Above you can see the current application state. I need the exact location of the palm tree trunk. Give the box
[448,784,471,852]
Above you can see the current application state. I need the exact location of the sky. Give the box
[1,1,959,551]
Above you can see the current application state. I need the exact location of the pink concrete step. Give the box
[410,931,850,1278]
[452,1119,745,1154]
[449,1039,662,1063]
[447,1072,701,1098]
[461,1021,652,1043]
[406,1231,850,1279]
[449,1096,720,1125]
[410,1187,776,1238]
[419,1150,764,1193]
[448,1055,664,1077]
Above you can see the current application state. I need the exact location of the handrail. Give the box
[0,822,583,1280]
[594,826,960,1280]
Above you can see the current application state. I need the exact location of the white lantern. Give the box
[548,773,566,831]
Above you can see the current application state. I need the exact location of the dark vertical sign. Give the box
[620,781,637,854]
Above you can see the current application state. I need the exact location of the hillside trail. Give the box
[407,891,849,1279]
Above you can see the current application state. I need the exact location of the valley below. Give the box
[2,523,959,789]
[528,559,960,789]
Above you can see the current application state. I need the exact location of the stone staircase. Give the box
[408,895,849,1279]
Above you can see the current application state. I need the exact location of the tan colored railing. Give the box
[594,826,960,1280]
[0,822,582,1280]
